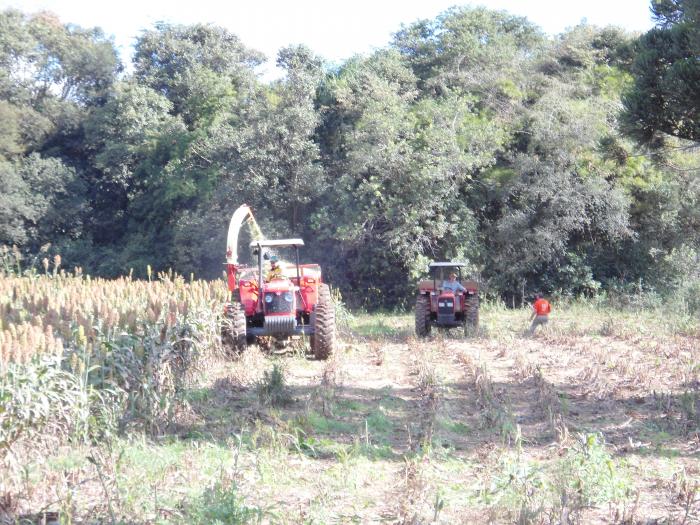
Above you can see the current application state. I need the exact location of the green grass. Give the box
[437,416,471,435]
[256,363,292,407]
[184,387,213,403]
[348,300,698,342]
[349,312,413,338]
[294,434,399,461]
[348,441,397,460]
[365,408,393,437]
[464,299,700,340]
[299,410,356,434]
[47,450,88,472]
[334,398,365,413]
[114,439,239,513]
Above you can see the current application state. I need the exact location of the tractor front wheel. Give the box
[221,302,247,355]
[463,293,479,335]
[415,294,431,337]
[310,284,335,360]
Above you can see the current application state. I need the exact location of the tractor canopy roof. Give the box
[250,239,305,248]
[428,262,467,268]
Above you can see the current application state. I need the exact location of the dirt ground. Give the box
[5,308,700,524]
[165,309,699,524]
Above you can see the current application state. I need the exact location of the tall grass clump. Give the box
[331,287,354,340]
[479,433,631,523]
[185,480,267,524]
[256,363,292,407]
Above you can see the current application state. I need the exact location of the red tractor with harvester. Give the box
[221,206,335,359]
[415,262,479,336]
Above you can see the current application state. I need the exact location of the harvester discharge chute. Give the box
[224,204,264,293]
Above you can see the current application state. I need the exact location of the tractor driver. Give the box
[442,272,467,293]
[266,255,283,282]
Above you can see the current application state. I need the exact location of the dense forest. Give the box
[0,1,698,308]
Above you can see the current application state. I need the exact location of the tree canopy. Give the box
[1,4,698,308]
[621,0,700,144]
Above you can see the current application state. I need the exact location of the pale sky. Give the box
[1,0,655,79]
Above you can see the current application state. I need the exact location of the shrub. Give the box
[185,481,266,524]
[256,363,292,407]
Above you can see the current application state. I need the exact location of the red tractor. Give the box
[222,238,335,359]
[415,262,479,336]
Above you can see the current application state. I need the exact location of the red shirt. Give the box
[533,298,551,316]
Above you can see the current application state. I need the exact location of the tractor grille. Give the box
[437,297,456,325]
[264,292,294,313]
[264,315,296,334]
[437,298,454,316]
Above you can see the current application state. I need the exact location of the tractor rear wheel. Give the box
[310,284,335,360]
[221,302,247,355]
[463,293,479,335]
[415,294,431,337]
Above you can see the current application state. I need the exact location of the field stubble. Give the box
[1,274,699,523]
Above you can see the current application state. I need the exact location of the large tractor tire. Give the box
[463,293,479,335]
[415,294,431,337]
[221,302,247,355]
[310,284,335,360]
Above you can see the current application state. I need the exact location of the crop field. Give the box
[1,272,699,524]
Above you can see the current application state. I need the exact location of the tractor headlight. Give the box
[284,292,293,302]
[265,294,273,303]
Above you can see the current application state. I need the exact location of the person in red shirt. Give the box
[528,294,551,335]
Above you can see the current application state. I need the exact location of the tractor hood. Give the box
[264,280,295,292]
[262,286,296,314]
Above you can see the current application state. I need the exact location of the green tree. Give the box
[313,50,508,304]
[0,154,84,247]
[0,101,23,158]
[133,22,264,126]
[0,8,120,166]
[169,46,326,277]
[393,5,544,115]
[486,155,631,295]
[621,0,700,143]
[0,8,120,258]
[270,45,325,230]
[82,82,184,246]
[0,10,119,106]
